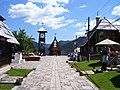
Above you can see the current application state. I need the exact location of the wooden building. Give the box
[48,36,61,55]
[0,16,19,67]
[80,17,120,56]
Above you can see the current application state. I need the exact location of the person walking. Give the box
[101,46,110,71]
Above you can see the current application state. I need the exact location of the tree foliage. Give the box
[12,29,36,54]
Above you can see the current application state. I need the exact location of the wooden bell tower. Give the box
[37,23,47,55]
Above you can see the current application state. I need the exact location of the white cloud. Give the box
[73,22,86,36]
[9,1,71,29]
[75,31,86,37]
[79,5,86,8]
[73,22,82,27]
[28,0,69,5]
[112,5,120,16]
[75,19,96,31]
[41,16,72,29]
[74,19,96,37]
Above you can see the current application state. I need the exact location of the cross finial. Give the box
[97,11,99,16]
[54,33,56,37]
[41,22,44,27]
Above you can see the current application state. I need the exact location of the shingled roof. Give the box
[0,16,19,44]
[96,18,118,30]
[80,17,120,47]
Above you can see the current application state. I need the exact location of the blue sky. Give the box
[0,0,120,44]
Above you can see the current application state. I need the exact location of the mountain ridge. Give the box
[33,36,86,55]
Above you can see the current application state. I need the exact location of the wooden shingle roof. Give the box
[0,17,19,44]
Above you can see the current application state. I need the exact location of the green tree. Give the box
[12,29,36,54]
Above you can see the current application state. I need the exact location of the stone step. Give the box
[80,70,95,75]
[116,65,120,69]
[107,67,119,70]
[0,65,11,74]
[0,74,8,80]
[0,76,23,84]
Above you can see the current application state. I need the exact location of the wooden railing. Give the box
[108,56,117,68]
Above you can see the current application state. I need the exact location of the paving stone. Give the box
[12,56,98,90]
[0,65,11,74]
[0,76,17,83]
[0,74,8,80]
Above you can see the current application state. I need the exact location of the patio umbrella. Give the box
[96,39,120,45]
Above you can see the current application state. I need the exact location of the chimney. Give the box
[96,16,100,26]
[96,12,100,26]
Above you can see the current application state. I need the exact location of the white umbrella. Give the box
[96,39,120,45]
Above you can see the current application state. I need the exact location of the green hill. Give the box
[59,37,86,55]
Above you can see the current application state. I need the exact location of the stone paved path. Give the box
[14,56,98,90]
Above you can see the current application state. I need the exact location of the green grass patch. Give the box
[7,69,32,77]
[0,84,14,90]
[70,60,102,71]
[70,60,120,89]
[87,70,120,90]
[0,69,32,90]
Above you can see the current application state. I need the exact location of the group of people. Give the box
[68,46,118,71]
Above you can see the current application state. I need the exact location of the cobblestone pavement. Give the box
[11,61,41,69]
[14,56,98,90]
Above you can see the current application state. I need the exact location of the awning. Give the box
[96,39,120,45]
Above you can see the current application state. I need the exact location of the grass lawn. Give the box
[87,70,120,90]
[7,69,32,77]
[0,84,14,90]
[70,60,102,71]
[70,60,120,90]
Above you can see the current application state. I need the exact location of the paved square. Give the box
[13,56,98,90]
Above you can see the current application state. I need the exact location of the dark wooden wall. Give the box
[0,41,12,67]
[80,30,120,56]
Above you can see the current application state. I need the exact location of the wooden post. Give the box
[87,17,90,62]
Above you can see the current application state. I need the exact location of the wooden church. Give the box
[48,36,61,55]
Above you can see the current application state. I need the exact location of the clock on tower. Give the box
[40,33,45,38]
[37,25,47,55]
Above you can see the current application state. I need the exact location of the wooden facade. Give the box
[80,17,120,57]
[0,40,12,67]
[0,16,19,67]
[48,37,61,55]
